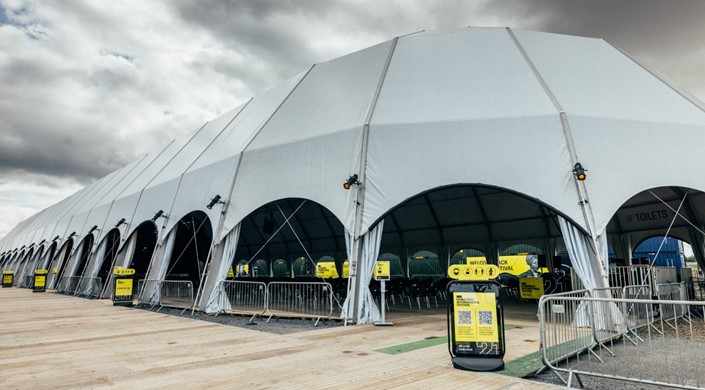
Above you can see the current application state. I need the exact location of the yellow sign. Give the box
[115,278,133,296]
[228,266,235,278]
[374,261,390,281]
[53,267,58,274]
[316,262,339,278]
[2,273,13,285]
[342,260,349,278]
[466,256,487,265]
[519,277,545,299]
[453,292,499,343]
[448,264,500,281]
[113,267,135,276]
[34,275,46,288]
[35,269,48,275]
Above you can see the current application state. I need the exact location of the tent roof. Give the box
[3,27,705,256]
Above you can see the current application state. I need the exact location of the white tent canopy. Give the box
[3,27,705,322]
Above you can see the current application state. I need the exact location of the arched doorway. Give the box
[48,239,74,289]
[164,211,212,288]
[72,234,95,278]
[95,229,121,285]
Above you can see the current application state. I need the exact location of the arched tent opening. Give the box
[11,249,26,275]
[127,221,159,278]
[233,198,346,279]
[16,247,35,287]
[95,228,121,286]
[271,259,288,277]
[372,184,578,317]
[632,236,687,268]
[100,221,158,299]
[162,211,212,289]
[604,186,705,291]
[47,238,74,289]
[39,241,58,271]
[72,234,95,278]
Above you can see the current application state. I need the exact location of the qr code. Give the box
[478,310,494,325]
[457,310,472,325]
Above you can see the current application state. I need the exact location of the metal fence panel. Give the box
[75,277,102,299]
[220,280,267,318]
[159,280,194,311]
[266,281,333,325]
[56,276,80,295]
[538,289,597,365]
[540,294,705,389]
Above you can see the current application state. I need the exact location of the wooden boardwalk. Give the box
[0,288,557,389]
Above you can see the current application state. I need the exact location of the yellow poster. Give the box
[465,256,487,265]
[34,275,46,288]
[316,262,339,278]
[453,292,499,343]
[374,261,390,281]
[342,260,349,279]
[519,277,544,299]
[115,279,133,297]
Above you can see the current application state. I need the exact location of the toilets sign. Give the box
[620,205,673,229]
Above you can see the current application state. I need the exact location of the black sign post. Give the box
[446,264,506,372]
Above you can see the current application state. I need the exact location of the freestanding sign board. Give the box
[447,264,505,371]
[374,261,393,326]
[112,267,136,306]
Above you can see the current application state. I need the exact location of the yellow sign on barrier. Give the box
[343,260,349,279]
[316,262,339,278]
[448,264,500,281]
[113,267,135,276]
[519,277,544,299]
[374,261,390,281]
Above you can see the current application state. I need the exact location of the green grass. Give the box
[375,324,520,355]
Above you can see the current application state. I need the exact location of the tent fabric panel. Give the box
[371,28,557,127]
[165,155,240,235]
[246,40,392,152]
[567,116,705,234]
[513,29,705,124]
[224,129,363,240]
[188,70,309,173]
[362,116,583,233]
[129,179,181,235]
[146,105,244,189]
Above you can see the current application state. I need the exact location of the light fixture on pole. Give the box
[88,225,100,234]
[343,174,361,190]
[573,163,587,181]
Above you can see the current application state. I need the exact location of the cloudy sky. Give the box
[1,0,704,239]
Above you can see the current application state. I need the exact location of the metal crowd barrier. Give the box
[656,282,689,329]
[56,276,81,295]
[540,293,705,389]
[159,280,194,313]
[136,279,194,313]
[75,277,102,299]
[219,280,267,320]
[266,281,333,326]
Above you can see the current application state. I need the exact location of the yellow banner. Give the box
[374,261,390,281]
[519,277,544,299]
[498,255,531,276]
[316,262,339,278]
[453,292,499,343]
[34,275,46,288]
[115,278,133,297]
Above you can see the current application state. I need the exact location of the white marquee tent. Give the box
[2,27,705,323]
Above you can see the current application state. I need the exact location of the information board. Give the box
[374,261,390,281]
[519,277,544,299]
